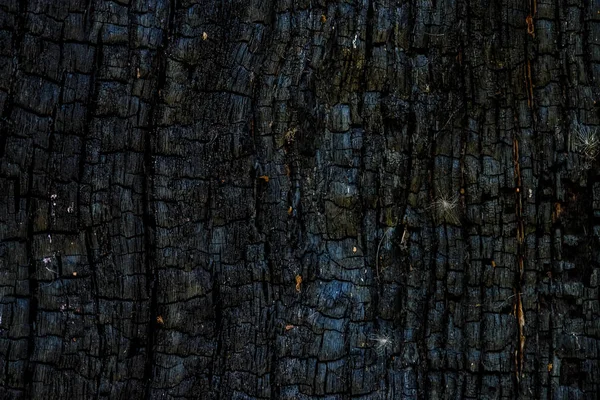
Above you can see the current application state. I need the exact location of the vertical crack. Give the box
[514,0,539,387]
[85,228,105,400]
[513,126,525,384]
[24,161,36,398]
[142,1,175,398]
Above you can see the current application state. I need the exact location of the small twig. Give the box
[435,107,461,139]
[400,226,409,250]
[45,266,58,275]
[492,293,518,309]
[376,227,393,282]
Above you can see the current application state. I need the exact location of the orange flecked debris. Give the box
[321,15,327,23]
[547,363,553,372]
[259,175,269,182]
[288,206,293,215]
[156,315,164,325]
[517,292,525,378]
[295,275,302,292]
[491,260,496,268]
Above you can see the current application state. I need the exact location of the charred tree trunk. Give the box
[1,0,599,398]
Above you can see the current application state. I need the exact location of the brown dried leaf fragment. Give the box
[552,202,562,222]
[156,315,164,325]
[295,275,302,292]
[284,127,297,144]
[526,15,534,36]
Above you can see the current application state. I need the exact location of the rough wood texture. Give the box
[1,0,599,398]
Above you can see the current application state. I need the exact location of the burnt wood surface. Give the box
[1,0,600,398]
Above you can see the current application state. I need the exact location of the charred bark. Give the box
[1,0,599,399]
